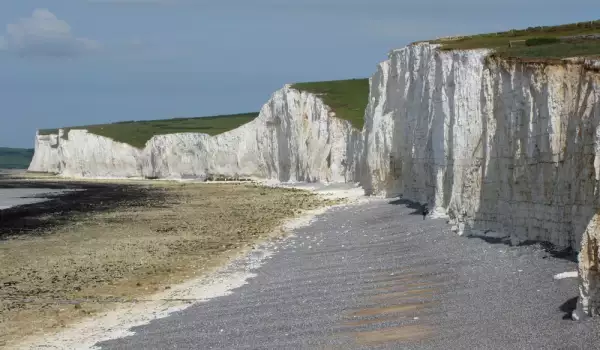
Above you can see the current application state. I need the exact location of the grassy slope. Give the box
[0,147,34,169]
[291,78,370,130]
[429,19,600,58]
[39,112,259,149]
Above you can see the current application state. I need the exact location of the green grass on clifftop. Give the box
[0,147,34,169]
[291,78,369,130]
[40,79,371,147]
[430,19,600,59]
[39,112,259,149]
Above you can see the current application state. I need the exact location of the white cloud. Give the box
[0,8,100,58]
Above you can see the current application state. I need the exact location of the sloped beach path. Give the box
[94,197,600,350]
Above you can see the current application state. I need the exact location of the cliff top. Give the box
[291,78,369,130]
[428,19,600,59]
[39,112,259,149]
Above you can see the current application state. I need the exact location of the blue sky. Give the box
[0,0,597,148]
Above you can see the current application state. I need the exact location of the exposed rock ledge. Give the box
[29,42,600,317]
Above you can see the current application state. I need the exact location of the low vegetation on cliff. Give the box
[0,147,34,169]
[291,78,370,130]
[431,19,600,59]
[39,79,370,148]
[39,112,259,149]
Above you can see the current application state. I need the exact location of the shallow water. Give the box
[0,188,71,209]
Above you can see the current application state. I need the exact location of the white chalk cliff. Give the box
[363,44,600,251]
[29,42,600,316]
[29,86,362,183]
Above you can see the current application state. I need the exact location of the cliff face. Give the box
[363,43,600,251]
[28,129,143,178]
[29,87,362,183]
[361,44,600,317]
[29,133,60,174]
